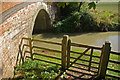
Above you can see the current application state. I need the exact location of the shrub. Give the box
[54,11,99,33]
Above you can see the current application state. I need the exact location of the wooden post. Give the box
[19,39,24,65]
[19,45,23,65]
[62,35,68,71]
[67,39,71,68]
[29,38,33,60]
[98,41,111,79]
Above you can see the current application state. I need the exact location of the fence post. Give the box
[67,39,71,68]
[29,38,33,60]
[62,35,68,71]
[98,41,111,79]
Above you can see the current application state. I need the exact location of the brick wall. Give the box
[0,2,56,79]
[0,2,23,13]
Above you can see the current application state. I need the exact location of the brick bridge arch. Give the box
[32,9,52,34]
[0,2,57,79]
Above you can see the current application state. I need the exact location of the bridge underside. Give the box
[32,9,52,34]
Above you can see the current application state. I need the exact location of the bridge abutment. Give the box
[0,2,57,79]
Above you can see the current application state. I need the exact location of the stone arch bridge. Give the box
[0,2,58,79]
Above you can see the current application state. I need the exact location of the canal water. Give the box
[32,32,120,52]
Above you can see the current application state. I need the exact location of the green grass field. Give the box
[90,2,119,24]
[96,2,118,13]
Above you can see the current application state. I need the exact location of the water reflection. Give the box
[95,35,120,52]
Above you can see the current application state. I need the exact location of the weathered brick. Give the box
[0,2,57,79]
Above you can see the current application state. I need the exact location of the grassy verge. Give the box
[14,59,60,80]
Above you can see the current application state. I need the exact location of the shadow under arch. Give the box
[32,9,52,34]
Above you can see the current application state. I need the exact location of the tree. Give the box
[47,2,96,11]
[46,2,98,33]
[56,2,96,10]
